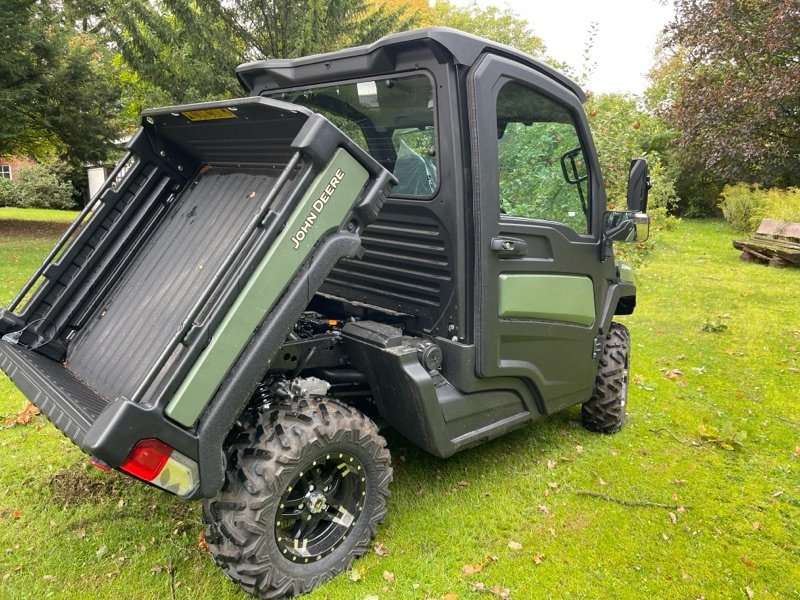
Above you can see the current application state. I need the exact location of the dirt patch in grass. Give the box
[48,464,136,506]
[0,219,69,238]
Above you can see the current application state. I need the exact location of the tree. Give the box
[425,1,547,59]
[660,0,800,202]
[107,0,415,107]
[586,93,678,215]
[105,0,242,104]
[0,1,122,167]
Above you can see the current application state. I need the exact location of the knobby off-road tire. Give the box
[582,322,630,434]
[203,396,392,599]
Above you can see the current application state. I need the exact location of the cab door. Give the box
[469,54,611,412]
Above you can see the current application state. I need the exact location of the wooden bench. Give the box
[733,219,800,268]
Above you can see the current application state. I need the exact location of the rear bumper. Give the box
[0,340,198,475]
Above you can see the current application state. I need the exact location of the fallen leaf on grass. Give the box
[772,490,784,498]
[42,575,56,582]
[382,570,394,582]
[794,446,800,457]
[470,582,510,599]
[538,505,550,515]
[532,553,545,565]
[11,510,21,520]
[348,567,363,582]
[363,595,379,600]
[575,445,583,453]
[597,477,607,486]
[463,563,482,575]
[668,512,677,524]
[547,482,558,489]
[665,369,684,380]
[372,541,389,556]
[2,403,41,428]
[745,586,754,598]
[507,540,523,551]
[462,555,497,575]
[546,459,557,469]
[740,556,757,569]
[443,594,458,600]
[752,521,760,530]
[197,529,208,552]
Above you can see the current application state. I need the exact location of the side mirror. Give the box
[626,158,650,212]
[604,210,650,243]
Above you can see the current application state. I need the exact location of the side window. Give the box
[496,81,590,233]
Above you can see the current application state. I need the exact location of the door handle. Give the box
[491,237,528,257]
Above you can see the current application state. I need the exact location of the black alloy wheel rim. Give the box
[274,451,366,562]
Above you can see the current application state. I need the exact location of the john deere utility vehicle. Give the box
[0,28,649,598]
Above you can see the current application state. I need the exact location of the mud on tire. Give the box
[203,396,392,599]
[582,322,630,434]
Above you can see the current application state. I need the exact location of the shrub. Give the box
[719,184,765,232]
[0,177,15,207]
[719,184,800,233]
[763,187,800,223]
[0,162,78,210]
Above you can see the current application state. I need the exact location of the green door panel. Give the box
[498,274,595,326]
[165,149,368,426]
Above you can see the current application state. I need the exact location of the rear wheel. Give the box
[203,395,392,599]
[582,322,630,433]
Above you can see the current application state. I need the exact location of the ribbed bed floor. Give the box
[66,168,281,403]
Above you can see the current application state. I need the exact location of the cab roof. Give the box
[236,27,587,103]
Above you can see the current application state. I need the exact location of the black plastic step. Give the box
[0,340,111,448]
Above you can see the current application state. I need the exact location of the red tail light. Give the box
[119,439,173,481]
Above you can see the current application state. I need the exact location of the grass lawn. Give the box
[0,218,798,599]
[0,207,80,223]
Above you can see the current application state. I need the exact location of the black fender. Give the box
[599,282,636,335]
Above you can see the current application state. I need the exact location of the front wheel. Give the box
[582,322,630,433]
[203,396,392,599]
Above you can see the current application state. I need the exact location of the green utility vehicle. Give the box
[0,28,649,598]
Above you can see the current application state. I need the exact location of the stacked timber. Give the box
[733,219,800,268]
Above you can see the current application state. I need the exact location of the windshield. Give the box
[267,74,437,197]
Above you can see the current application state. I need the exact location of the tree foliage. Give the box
[106,0,415,107]
[425,1,546,59]
[660,0,800,201]
[587,93,679,236]
[0,1,121,166]
[105,0,243,104]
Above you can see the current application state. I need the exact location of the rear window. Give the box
[268,74,437,198]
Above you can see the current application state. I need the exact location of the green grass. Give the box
[0,207,80,223]
[0,219,798,599]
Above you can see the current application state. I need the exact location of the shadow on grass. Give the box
[0,219,69,238]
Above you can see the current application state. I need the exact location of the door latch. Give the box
[490,237,528,257]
